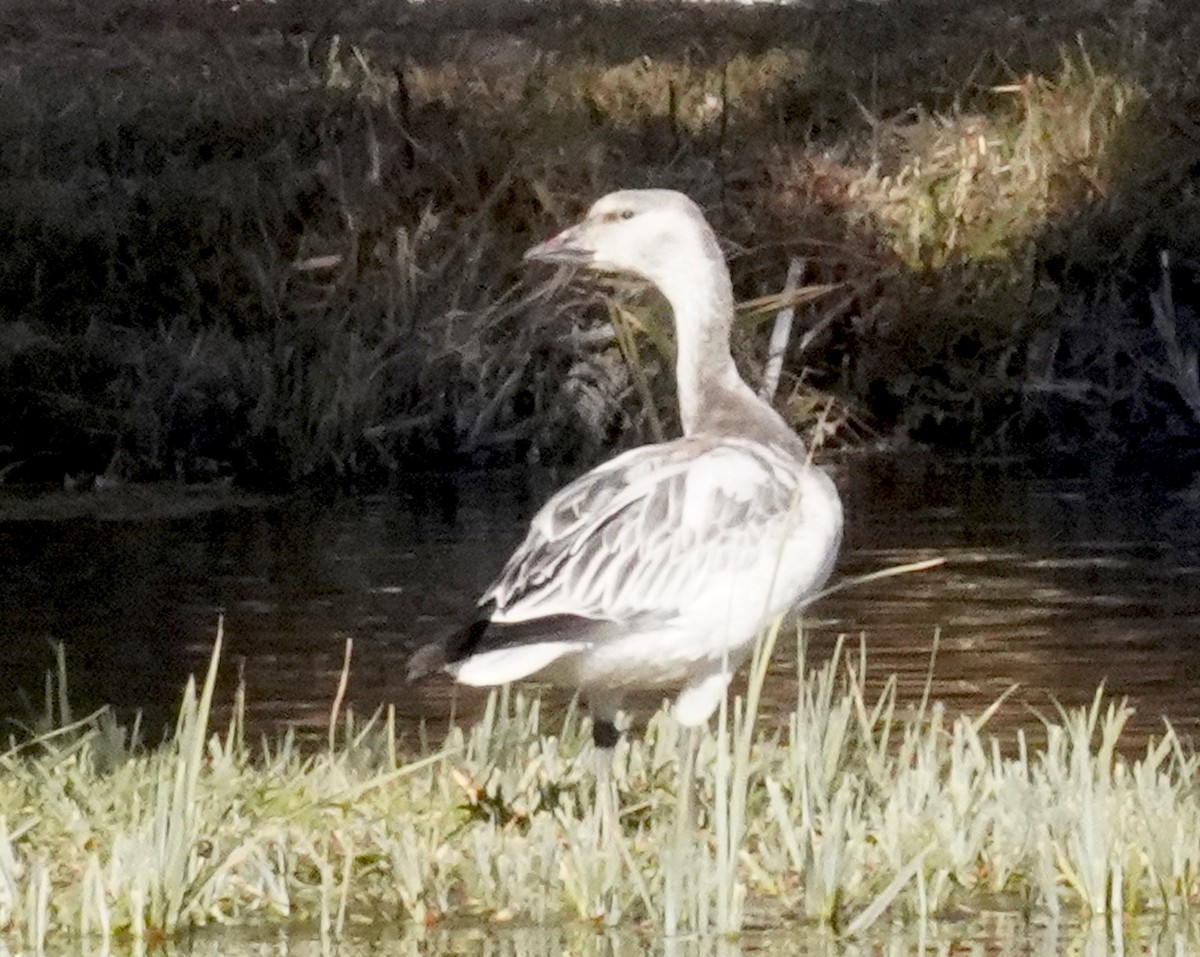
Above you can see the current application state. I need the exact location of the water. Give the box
[2,454,1200,752]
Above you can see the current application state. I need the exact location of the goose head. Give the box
[524,190,730,309]
[526,189,799,447]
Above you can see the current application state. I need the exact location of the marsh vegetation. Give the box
[3,624,1200,951]
[2,0,1200,488]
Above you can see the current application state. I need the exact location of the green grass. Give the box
[3,620,1200,951]
[2,0,1200,487]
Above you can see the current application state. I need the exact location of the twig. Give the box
[809,557,946,605]
[329,637,353,752]
[760,257,805,401]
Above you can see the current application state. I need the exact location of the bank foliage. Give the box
[2,0,1199,486]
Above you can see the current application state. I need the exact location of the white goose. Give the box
[409,189,843,750]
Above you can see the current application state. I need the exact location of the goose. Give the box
[408,189,843,752]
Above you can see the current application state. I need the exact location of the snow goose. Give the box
[409,189,843,750]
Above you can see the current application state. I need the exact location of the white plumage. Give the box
[409,189,843,746]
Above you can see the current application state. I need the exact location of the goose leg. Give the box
[673,667,734,727]
[588,696,623,839]
[592,716,621,750]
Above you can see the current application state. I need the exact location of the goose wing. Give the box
[482,435,806,634]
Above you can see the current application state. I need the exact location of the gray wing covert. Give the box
[483,437,802,626]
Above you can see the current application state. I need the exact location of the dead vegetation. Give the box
[2,0,1199,487]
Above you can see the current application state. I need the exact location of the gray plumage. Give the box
[409,190,843,738]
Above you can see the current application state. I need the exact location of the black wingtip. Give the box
[407,606,497,682]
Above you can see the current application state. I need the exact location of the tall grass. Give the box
[2,0,1200,486]
[2,620,1200,950]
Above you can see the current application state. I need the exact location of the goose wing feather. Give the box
[482,435,805,632]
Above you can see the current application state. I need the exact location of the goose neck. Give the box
[661,280,741,436]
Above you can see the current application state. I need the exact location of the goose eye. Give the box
[619,209,635,220]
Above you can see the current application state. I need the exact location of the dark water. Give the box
[2,455,1200,751]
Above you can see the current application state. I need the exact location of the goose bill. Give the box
[523,225,595,265]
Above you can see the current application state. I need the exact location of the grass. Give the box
[2,0,1200,487]
[3,620,1200,951]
